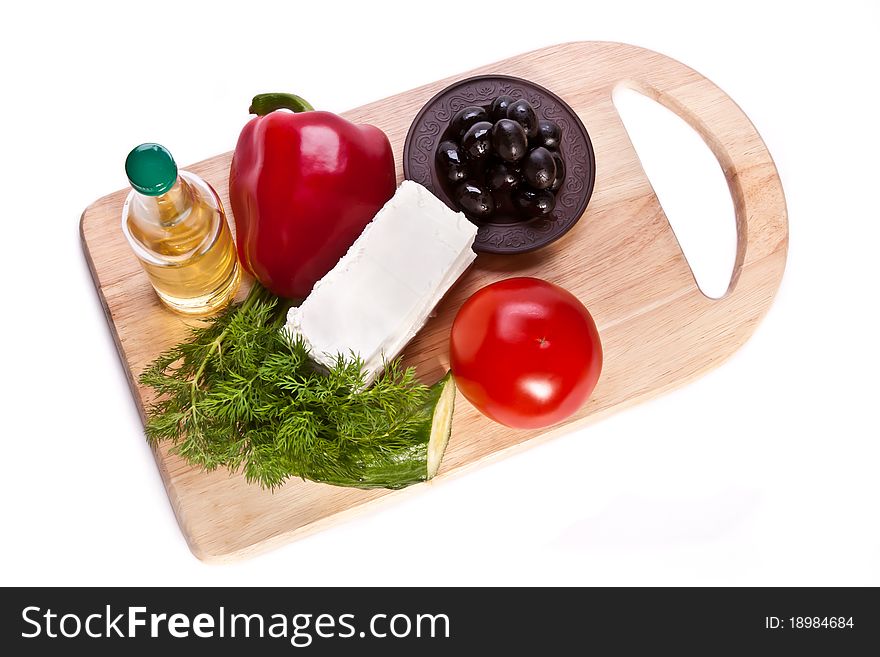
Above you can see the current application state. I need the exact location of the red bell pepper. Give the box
[229,93,396,299]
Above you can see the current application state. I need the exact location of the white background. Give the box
[1,0,878,586]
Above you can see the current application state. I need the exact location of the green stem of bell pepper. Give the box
[248,93,315,116]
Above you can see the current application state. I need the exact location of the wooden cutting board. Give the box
[80,42,788,562]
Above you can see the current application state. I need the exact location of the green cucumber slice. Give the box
[306,372,456,490]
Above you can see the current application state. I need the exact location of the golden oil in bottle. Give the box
[122,144,240,316]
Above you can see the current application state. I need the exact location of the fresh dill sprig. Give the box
[139,283,435,490]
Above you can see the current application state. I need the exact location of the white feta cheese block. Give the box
[285,180,478,384]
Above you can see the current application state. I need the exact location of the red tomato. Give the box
[450,277,602,429]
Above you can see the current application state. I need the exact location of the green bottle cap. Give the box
[125,143,178,196]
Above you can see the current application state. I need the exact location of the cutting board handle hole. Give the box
[612,86,737,299]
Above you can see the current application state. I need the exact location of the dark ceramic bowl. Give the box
[403,74,595,254]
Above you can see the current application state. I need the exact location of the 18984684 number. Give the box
[790,617,854,629]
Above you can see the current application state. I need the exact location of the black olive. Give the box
[491,119,528,163]
[489,95,516,122]
[455,181,495,220]
[522,147,557,190]
[460,121,494,162]
[534,120,562,150]
[450,106,489,138]
[514,188,556,218]
[486,161,522,193]
[549,151,566,192]
[506,99,539,139]
[446,162,469,184]
[435,140,469,183]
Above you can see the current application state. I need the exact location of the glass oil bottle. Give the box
[121,143,240,315]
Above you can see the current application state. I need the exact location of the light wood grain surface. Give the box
[80,41,787,562]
